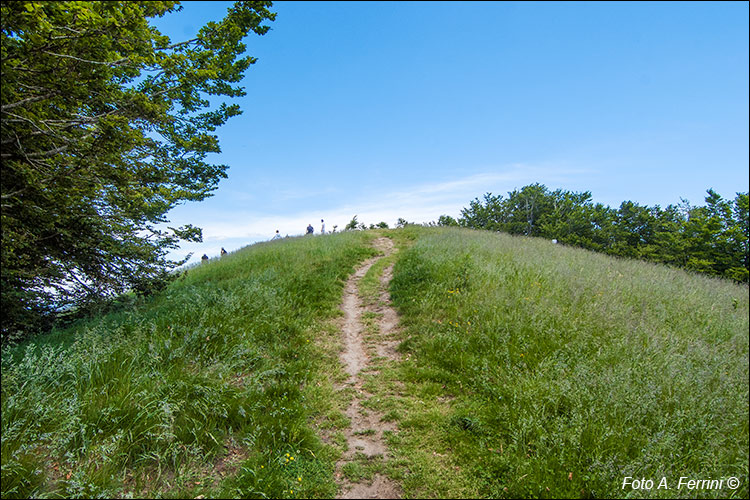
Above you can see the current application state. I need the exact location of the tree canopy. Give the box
[453,184,749,283]
[1,1,276,341]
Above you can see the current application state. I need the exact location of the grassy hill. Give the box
[2,226,747,499]
[379,227,749,498]
[1,231,380,499]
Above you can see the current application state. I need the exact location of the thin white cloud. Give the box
[167,162,593,263]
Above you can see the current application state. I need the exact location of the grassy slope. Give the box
[1,231,378,499]
[380,226,748,498]
[2,226,748,499]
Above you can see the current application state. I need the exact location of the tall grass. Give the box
[1,232,377,499]
[4,225,747,498]
[388,226,748,498]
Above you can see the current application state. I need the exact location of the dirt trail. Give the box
[335,237,402,499]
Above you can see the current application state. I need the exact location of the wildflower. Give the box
[298,477,302,482]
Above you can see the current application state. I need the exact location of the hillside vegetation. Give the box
[451,185,749,284]
[380,226,748,498]
[2,226,748,499]
[2,231,378,499]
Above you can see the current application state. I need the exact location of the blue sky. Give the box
[151,1,749,262]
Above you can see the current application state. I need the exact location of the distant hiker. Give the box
[306,223,314,235]
[220,247,228,257]
[272,230,281,240]
[320,219,326,234]
[333,225,338,233]
[201,254,209,263]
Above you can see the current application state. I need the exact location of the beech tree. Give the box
[1,1,276,340]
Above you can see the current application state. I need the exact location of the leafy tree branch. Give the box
[1,1,276,342]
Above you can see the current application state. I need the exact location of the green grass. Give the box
[383,226,749,498]
[341,452,381,483]
[1,231,378,499]
[3,225,748,499]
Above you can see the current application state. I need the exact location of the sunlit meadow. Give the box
[383,226,748,498]
[1,231,378,499]
[2,226,747,498]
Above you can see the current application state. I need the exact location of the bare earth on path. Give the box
[334,237,403,499]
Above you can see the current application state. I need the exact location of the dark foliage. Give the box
[459,184,749,283]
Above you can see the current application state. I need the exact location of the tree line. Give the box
[438,183,749,283]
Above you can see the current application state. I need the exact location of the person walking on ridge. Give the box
[321,219,326,234]
[306,223,314,235]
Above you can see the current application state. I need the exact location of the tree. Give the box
[641,204,688,267]
[345,215,359,231]
[503,183,554,236]
[681,190,749,281]
[732,192,749,278]
[396,217,412,228]
[459,192,505,231]
[1,1,276,341]
[608,201,657,258]
[437,214,459,227]
[539,189,595,245]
